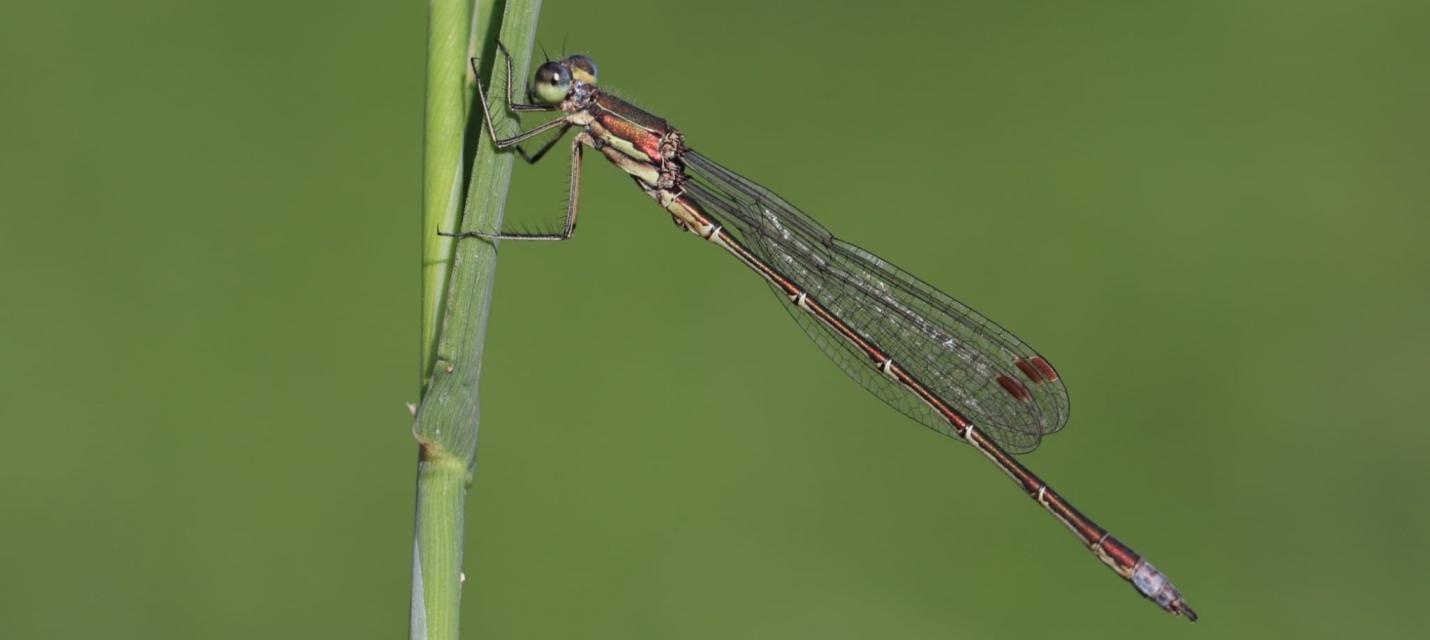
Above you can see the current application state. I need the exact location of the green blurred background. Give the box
[3,0,1428,637]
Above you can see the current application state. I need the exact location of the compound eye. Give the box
[532,62,572,103]
[565,55,598,84]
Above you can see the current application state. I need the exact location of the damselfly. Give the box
[449,45,1197,621]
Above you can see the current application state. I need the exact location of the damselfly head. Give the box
[531,62,573,104]
[531,55,599,104]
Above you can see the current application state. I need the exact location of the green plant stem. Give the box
[420,0,474,388]
[412,1,542,639]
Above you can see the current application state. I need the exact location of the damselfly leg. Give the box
[445,45,587,241]
[471,45,571,164]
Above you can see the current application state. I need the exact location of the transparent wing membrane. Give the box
[683,150,1070,453]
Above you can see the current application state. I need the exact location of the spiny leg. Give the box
[469,55,570,148]
[514,123,572,165]
[492,41,553,113]
[441,134,589,242]
[470,37,573,152]
[467,49,570,163]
